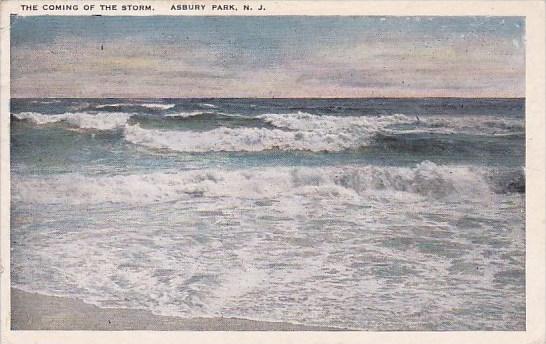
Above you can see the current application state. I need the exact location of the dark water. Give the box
[11,98,525,330]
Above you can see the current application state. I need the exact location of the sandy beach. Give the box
[10,288,345,331]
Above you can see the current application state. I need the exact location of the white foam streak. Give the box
[95,103,131,108]
[96,103,176,110]
[13,112,132,130]
[140,103,176,110]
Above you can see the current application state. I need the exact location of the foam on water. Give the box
[122,113,414,152]
[140,103,176,110]
[259,112,523,136]
[13,112,132,130]
[13,111,524,154]
[124,124,360,152]
[258,111,411,130]
[95,103,133,108]
[13,162,521,206]
[11,163,525,329]
[9,98,526,330]
[95,103,176,110]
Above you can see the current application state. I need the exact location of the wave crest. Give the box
[258,112,411,131]
[13,112,132,130]
[123,113,413,153]
[13,162,522,205]
[123,123,369,152]
[13,110,524,153]
[95,103,175,110]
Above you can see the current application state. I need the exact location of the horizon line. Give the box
[10,96,526,100]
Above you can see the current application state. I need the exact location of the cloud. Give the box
[11,16,525,98]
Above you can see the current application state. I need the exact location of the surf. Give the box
[11,162,524,206]
[13,112,132,130]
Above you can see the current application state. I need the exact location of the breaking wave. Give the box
[123,113,412,152]
[123,123,372,152]
[13,111,524,153]
[13,112,132,130]
[12,162,524,205]
[258,112,523,135]
[258,112,411,131]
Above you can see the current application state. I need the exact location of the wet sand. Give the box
[11,288,345,331]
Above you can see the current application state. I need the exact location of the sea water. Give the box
[10,98,525,330]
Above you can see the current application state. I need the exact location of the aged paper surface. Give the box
[0,1,544,343]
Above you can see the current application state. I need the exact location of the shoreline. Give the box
[10,288,346,331]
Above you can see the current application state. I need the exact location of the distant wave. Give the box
[164,111,247,119]
[413,115,524,135]
[12,162,524,205]
[123,112,523,153]
[140,103,176,110]
[95,103,176,110]
[12,112,132,130]
[258,112,523,135]
[13,111,524,153]
[95,103,131,109]
[29,99,62,104]
[13,112,65,125]
[200,103,218,108]
[258,112,411,131]
[267,111,521,133]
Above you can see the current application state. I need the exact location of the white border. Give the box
[0,1,544,343]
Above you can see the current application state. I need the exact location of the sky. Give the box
[11,16,525,98]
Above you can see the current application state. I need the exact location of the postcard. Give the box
[0,1,544,343]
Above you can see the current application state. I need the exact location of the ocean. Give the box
[10,98,525,330]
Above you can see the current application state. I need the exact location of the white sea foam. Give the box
[12,161,525,329]
[124,124,360,152]
[140,103,176,110]
[14,111,523,154]
[123,113,413,153]
[95,103,131,108]
[13,112,66,125]
[95,103,176,110]
[258,112,411,131]
[10,101,526,330]
[13,162,496,205]
[13,112,132,130]
[123,112,523,153]
[259,112,523,135]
